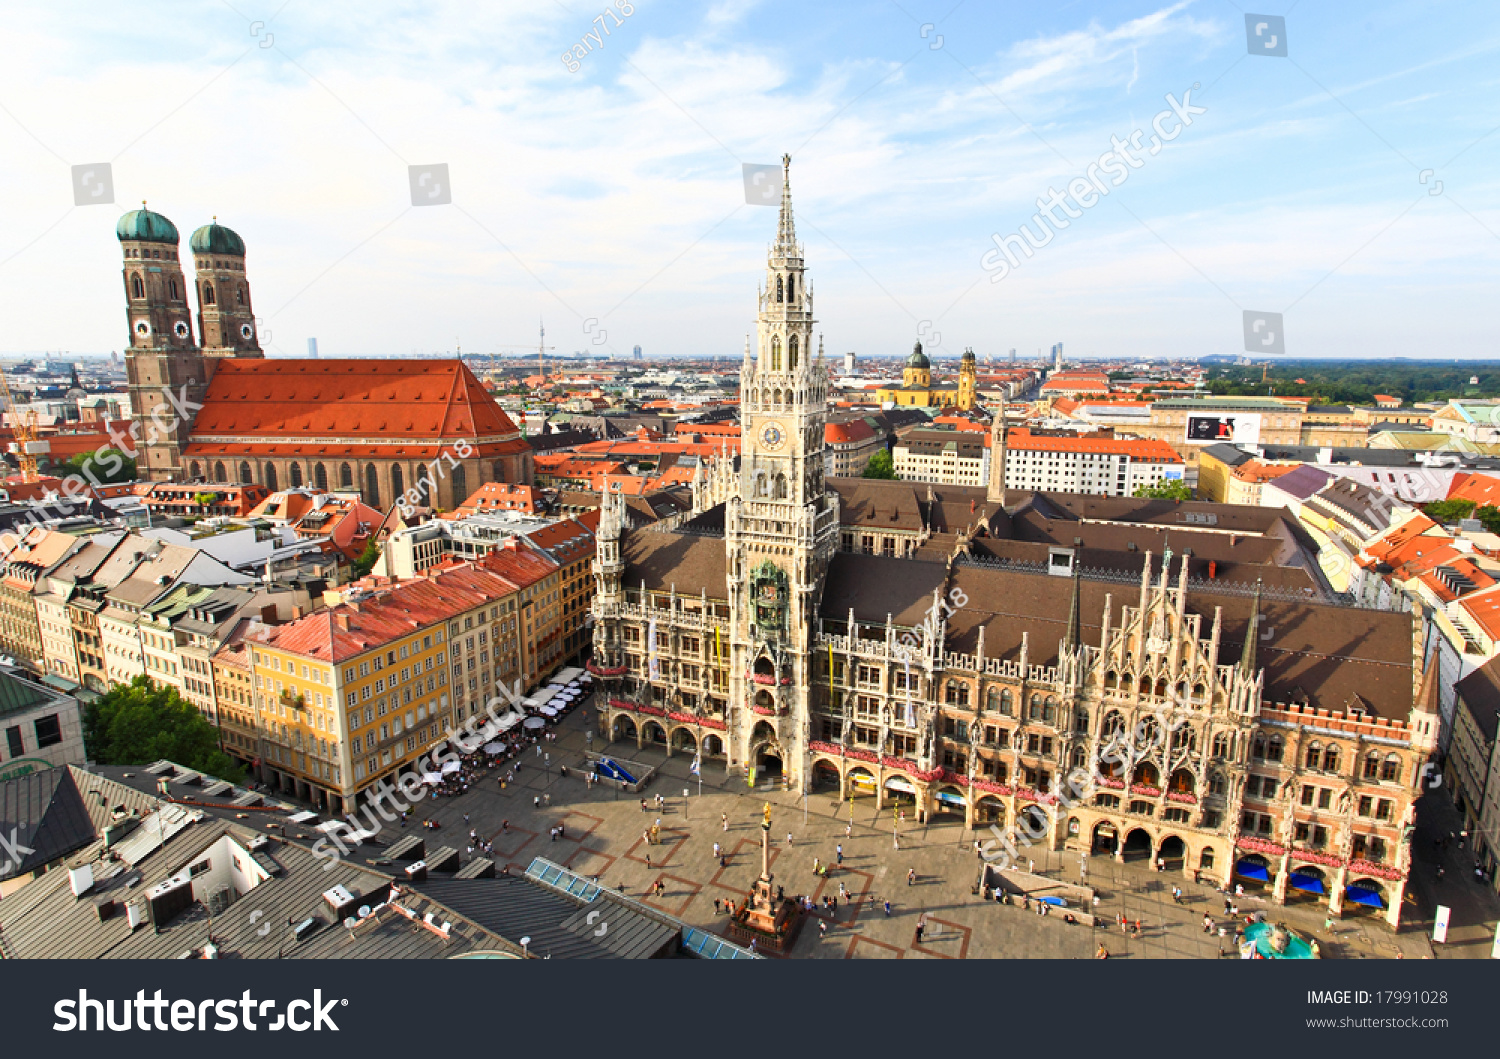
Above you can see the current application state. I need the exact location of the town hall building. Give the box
[589,158,1435,927]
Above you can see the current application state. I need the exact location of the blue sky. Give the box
[2,0,1498,362]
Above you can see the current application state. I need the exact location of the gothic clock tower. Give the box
[725,156,841,791]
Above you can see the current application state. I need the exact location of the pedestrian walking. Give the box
[713,898,721,914]
[714,841,721,858]
[1202,913,1214,934]
[819,920,827,939]
[463,813,470,825]
[1027,858,1034,874]
[787,832,793,847]
[722,813,728,831]
[641,799,648,812]
[884,900,892,917]
[1172,886,1182,904]
[1133,918,1142,936]
[915,922,924,944]
[836,844,843,865]
[646,854,652,870]
[907,868,915,886]
[534,795,540,808]
[502,819,509,832]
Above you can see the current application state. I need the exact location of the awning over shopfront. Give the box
[935,790,966,807]
[1235,859,1271,882]
[1288,873,1326,894]
[884,775,916,794]
[1345,885,1385,908]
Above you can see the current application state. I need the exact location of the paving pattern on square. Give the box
[387,697,1484,959]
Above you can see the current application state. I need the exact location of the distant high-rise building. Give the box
[843,350,856,374]
[1009,348,1016,365]
[1051,342,1064,372]
[307,337,319,359]
[632,344,643,361]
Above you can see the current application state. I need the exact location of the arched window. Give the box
[415,464,431,506]
[1304,741,1321,770]
[1102,711,1124,739]
[451,462,467,505]
[1363,752,1381,779]
[314,463,328,490]
[774,474,787,499]
[986,688,1001,713]
[493,460,506,484]
[1074,707,1089,734]
[131,274,144,299]
[1208,771,1226,795]
[340,462,353,488]
[776,276,783,302]
[264,463,278,491]
[169,279,179,300]
[1381,755,1401,782]
[1213,732,1230,758]
[787,275,795,301]
[944,681,969,706]
[289,462,303,488]
[999,689,1013,715]
[1071,744,1088,769]
[1104,671,1118,691]
[365,464,381,508]
[1252,733,1267,760]
[236,284,246,305]
[239,461,252,484]
[213,461,226,483]
[391,464,405,502]
[1322,745,1340,773]
[188,461,201,479]
[771,336,781,372]
[202,282,215,305]
[789,334,799,371]
[1267,735,1284,763]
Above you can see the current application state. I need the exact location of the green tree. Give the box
[1133,478,1194,501]
[65,447,136,484]
[1423,498,1476,524]
[1477,505,1500,535]
[862,449,898,480]
[352,539,381,578]
[84,675,243,782]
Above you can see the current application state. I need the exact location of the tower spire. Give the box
[1240,579,1262,674]
[774,154,797,257]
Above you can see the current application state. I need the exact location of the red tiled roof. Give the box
[187,359,529,457]
[1005,428,1182,462]
[1448,473,1500,508]
[825,419,877,444]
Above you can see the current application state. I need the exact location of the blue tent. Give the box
[1345,885,1384,908]
[1038,895,1067,906]
[1288,872,1326,894]
[1235,859,1271,881]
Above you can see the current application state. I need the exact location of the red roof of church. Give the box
[185,359,529,459]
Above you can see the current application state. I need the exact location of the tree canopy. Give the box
[64,447,136,484]
[351,539,382,578]
[862,449,898,480]
[1133,478,1194,501]
[84,676,244,782]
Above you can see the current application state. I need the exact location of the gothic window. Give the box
[1381,755,1401,782]
[1322,745,1340,773]
[169,279,179,300]
[239,461,252,484]
[340,462,354,488]
[265,463,279,491]
[391,464,405,501]
[1267,735,1284,762]
[774,474,787,499]
[213,461,226,483]
[1304,741,1321,770]
[773,388,781,407]
[776,275,783,302]
[131,274,144,299]
[789,334,798,371]
[203,282,215,305]
[493,459,507,483]
[1363,751,1380,779]
[314,462,328,490]
[451,462,467,504]
[999,689,1013,715]
[365,464,381,507]
[189,461,201,479]
[416,464,431,505]
[787,275,795,301]
[236,284,246,305]
[1212,732,1230,758]
[289,462,303,488]
[1074,707,1089,734]
[986,688,1001,713]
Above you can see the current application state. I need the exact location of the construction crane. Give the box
[0,364,44,483]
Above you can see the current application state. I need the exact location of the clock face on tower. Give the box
[760,423,784,450]
[239,323,254,340]
[173,321,190,339]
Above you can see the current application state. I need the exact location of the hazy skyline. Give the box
[3,1,1498,363]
